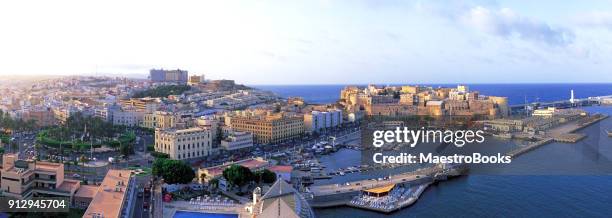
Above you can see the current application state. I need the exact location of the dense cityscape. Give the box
[1,69,611,218]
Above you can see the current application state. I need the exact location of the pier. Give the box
[306,105,610,213]
[309,166,439,198]
[347,183,430,213]
[509,96,605,114]
[506,138,553,158]
[507,113,608,158]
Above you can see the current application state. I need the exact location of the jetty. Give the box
[347,183,430,213]
[305,111,609,213]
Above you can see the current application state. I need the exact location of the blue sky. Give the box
[0,0,611,84]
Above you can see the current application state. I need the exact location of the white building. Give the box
[221,131,253,151]
[304,109,343,133]
[112,109,144,127]
[155,127,213,160]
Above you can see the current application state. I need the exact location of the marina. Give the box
[306,106,610,214]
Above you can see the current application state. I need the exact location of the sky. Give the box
[1,0,612,85]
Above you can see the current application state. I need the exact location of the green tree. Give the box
[152,158,195,184]
[222,164,253,187]
[132,85,191,98]
[120,143,133,158]
[152,158,167,177]
[254,169,277,184]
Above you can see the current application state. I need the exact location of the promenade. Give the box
[310,166,439,197]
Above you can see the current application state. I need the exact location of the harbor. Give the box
[306,106,610,214]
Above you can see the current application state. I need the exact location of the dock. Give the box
[305,113,610,213]
[506,138,553,158]
[553,133,585,143]
[548,114,608,143]
[346,183,430,213]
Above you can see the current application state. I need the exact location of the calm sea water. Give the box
[253,84,612,217]
[253,84,612,105]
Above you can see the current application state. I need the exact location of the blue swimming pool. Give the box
[172,211,238,218]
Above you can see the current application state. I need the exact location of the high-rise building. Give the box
[149,69,188,83]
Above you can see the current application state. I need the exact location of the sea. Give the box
[253,84,612,217]
[253,83,612,105]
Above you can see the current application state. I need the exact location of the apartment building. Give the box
[119,98,160,113]
[22,107,56,127]
[155,127,213,160]
[150,69,189,83]
[0,154,80,201]
[112,109,144,127]
[83,169,136,218]
[228,114,304,144]
[221,131,253,151]
[304,109,343,133]
[142,111,176,129]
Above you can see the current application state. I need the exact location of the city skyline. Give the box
[2,0,612,84]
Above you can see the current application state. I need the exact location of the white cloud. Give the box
[461,6,574,46]
[574,11,612,29]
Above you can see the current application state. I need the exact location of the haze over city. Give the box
[1,0,612,84]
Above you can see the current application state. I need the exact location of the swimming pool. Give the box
[172,211,238,218]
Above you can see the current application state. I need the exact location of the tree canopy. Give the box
[132,85,191,98]
[0,109,37,132]
[254,169,277,184]
[152,158,195,184]
[222,164,254,187]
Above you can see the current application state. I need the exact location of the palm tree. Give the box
[77,154,89,180]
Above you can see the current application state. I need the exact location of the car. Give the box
[143,201,149,209]
[138,192,143,198]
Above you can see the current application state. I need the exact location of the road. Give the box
[152,180,163,218]
[133,176,151,218]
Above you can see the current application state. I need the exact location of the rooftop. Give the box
[57,179,80,193]
[75,185,99,199]
[83,169,133,218]
[268,165,293,173]
[34,162,62,172]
